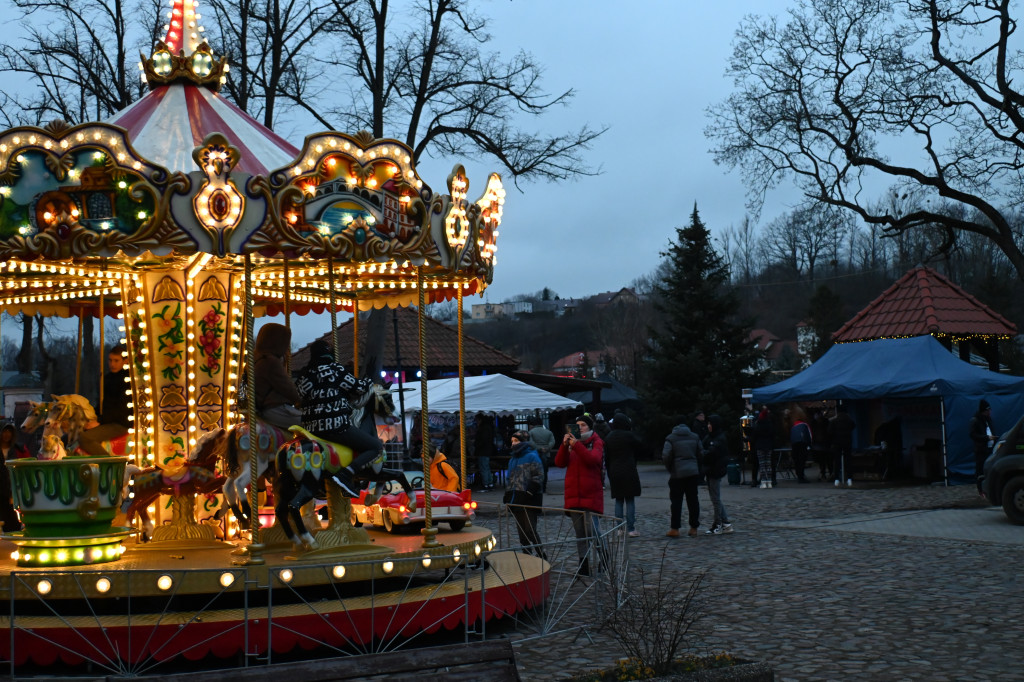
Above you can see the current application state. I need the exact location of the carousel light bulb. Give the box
[157,575,173,590]
[220,572,235,587]
[95,577,110,592]
[36,580,52,594]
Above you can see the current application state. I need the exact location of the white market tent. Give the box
[398,374,582,416]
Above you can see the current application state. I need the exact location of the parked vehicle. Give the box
[983,414,1024,525]
[351,488,477,533]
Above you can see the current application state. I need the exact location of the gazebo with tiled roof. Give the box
[832,266,1016,371]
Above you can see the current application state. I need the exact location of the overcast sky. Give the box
[0,0,805,350]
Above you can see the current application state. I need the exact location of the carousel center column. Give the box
[122,262,244,543]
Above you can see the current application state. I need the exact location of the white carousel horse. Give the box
[37,433,67,460]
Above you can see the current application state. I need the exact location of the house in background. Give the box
[292,306,520,381]
[748,328,802,377]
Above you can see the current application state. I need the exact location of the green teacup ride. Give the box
[5,456,131,567]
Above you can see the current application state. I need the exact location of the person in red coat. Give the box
[554,414,606,577]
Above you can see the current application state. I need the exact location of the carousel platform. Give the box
[0,524,551,672]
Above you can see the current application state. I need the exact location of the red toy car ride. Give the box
[351,488,476,533]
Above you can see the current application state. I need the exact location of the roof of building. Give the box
[832,266,1017,342]
[291,306,520,373]
[748,329,798,361]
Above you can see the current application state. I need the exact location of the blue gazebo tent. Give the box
[752,336,1024,482]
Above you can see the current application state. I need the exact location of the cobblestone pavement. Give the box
[499,463,1023,681]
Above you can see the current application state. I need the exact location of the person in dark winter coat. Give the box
[662,417,703,537]
[295,338,378,497]
[603,415,643,536]
[969,399,995,496]
[473,413,496,490]
[789,410,812,483]
[752,405,775,489]
[252,323,302,428]
[828,404,856,487]
[505,430,545,556]
[0,423,27,531]
[702,415,733,534]
[555,414,605,576]
[527,416,556,493]
[79,345,131,458]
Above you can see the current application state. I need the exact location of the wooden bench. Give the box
[132,639,521,682]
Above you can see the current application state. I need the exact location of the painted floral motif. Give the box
[197,302,224,377]
[163,436,186,470]
[153,302,185,381]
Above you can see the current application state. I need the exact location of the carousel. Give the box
[0,0,548,674]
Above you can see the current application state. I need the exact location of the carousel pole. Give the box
[75,313,83,394]
[241,254,265,564]
[328,257,339,361]
[352,304,359,377]
[99,293,105,407]
[419,268,439,549]
[457,285,466,491]
[283,259,291,373]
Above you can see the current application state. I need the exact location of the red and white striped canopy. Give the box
[106,84,299,175]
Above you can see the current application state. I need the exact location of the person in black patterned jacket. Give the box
[295,338,380,497]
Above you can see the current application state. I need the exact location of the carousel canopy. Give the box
[106,84,299,175]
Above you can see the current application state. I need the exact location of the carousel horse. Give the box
[218,420,291,525]
[218,382,401,525]
[273,384,415,552]
[123,428,227,540]
[37,433,67,460]
[21,394,98,451]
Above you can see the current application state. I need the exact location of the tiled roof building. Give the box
[832,266,1016,370]
[291,306,520,378]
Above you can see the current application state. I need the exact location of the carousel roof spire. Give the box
[163,0,203,56]
[139,0,228,91]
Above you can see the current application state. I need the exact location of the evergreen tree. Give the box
[641,205,762,442]
[806,285,845,361]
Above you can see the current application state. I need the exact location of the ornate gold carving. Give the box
[197,276,227,301]
[44,120,71,135]
[352,130,376,147]
[141,42,228,92]
[153,276,185,302]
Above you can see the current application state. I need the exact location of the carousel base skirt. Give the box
[0,524,551,673]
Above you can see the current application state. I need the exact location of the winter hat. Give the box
[511,430,530,443]
[576,414,594,429]
[309,338,334,363]
[594,413,606,422]
[980,399,991,411]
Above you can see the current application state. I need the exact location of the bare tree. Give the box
[0,0,161,124]
[760,204,850,284]
[206,0,342,128]
[707,0,1024,281]
[723,215,760,285]
[321,0,605,183]
[319,0,605,378]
